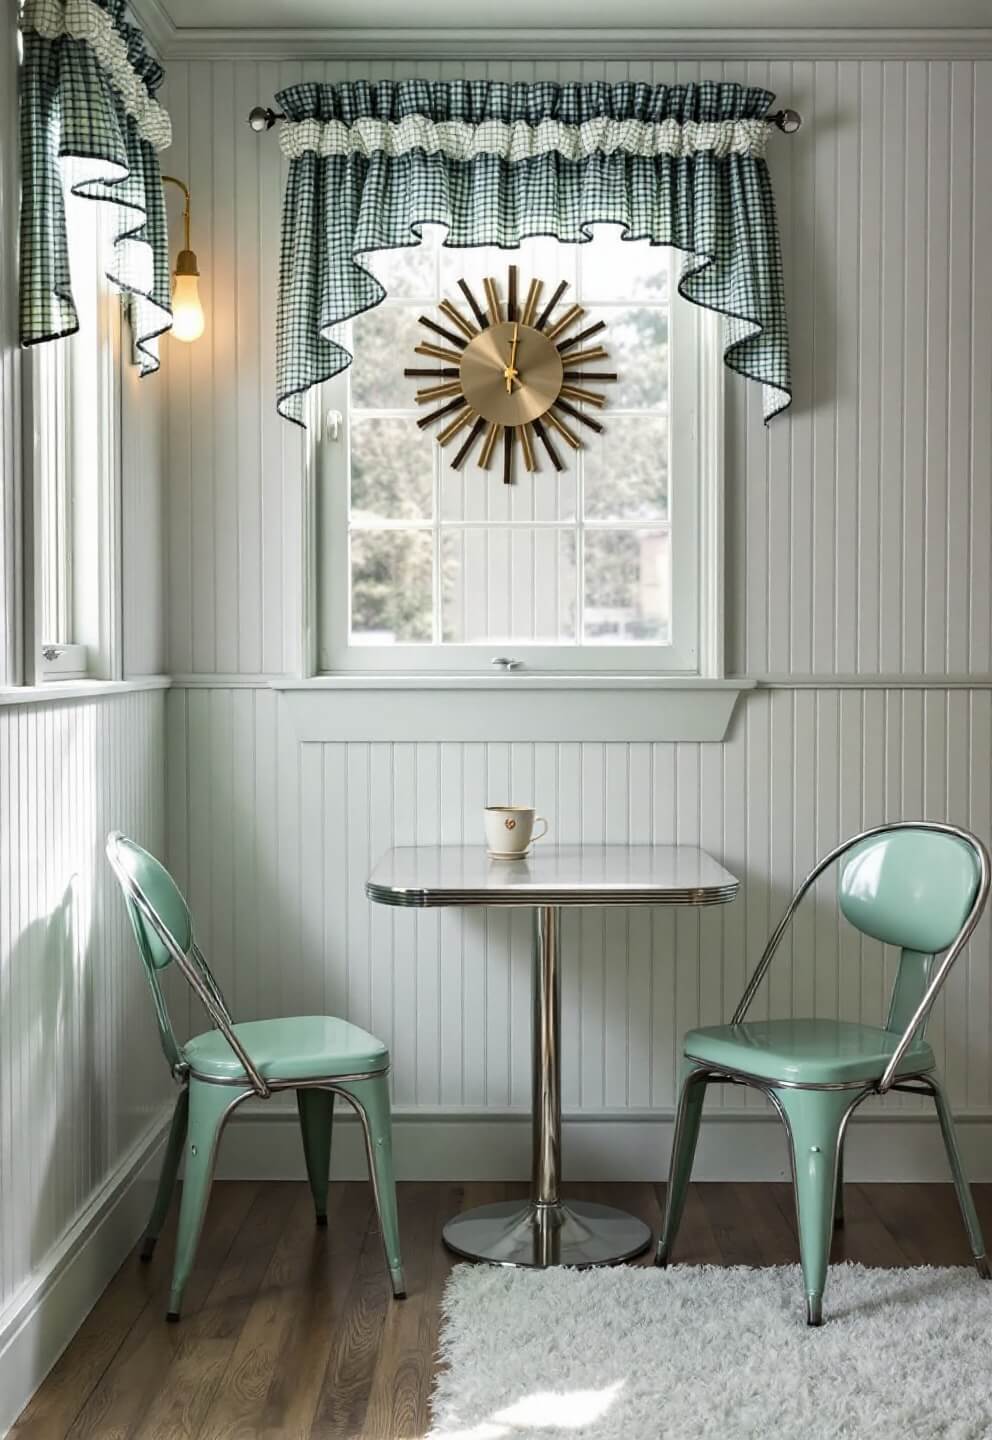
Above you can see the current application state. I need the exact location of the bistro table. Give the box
[366,843,739,1268]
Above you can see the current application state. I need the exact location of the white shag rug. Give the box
[429,1263,992,1440]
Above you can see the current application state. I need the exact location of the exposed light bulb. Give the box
[171,271,204,342]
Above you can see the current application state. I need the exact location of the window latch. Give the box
[491,656,522,672]
[324,409,343,442]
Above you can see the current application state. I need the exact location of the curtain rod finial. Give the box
[248,105,284,133]
[771,108,802,134]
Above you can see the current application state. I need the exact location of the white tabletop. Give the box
[366,844,739,908]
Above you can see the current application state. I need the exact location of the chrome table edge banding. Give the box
[365,845,740,1268]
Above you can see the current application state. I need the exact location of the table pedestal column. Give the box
[441,905,652,1267]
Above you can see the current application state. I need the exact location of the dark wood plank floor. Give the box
[14,1180,992,1439]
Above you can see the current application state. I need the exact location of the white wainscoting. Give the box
[165,683,992,1176]
[0,690,172,1436]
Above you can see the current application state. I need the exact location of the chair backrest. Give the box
[838,825,985,1037]
[106,832,226,1076]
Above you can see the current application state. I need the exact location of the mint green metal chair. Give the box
[106,831,405,1320]
[656,821,991,1326]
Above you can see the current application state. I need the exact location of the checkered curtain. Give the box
[19,0,172,375]
[275,79,792,426]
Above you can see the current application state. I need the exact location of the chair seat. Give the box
[183,1015,389,1083]
[683,1018,934,1086]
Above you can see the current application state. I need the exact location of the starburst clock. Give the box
[404,265,617,484]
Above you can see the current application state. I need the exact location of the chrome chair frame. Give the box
[657,821,992,1325]
[106,832,406,1307]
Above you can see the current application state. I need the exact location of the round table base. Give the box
[442,1198,652,1268]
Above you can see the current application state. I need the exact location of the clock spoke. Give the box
[520,422,537,473]
[544,304,585,342]
[535,280,568,333]
[452,416,486,470]
[507,264,518,322]
[560,384,607,409]
[562,371,618,382]
[438,405,477,445]
[521,278,543,327]
[438,299,479,339]
[457,279,490,331]
[531,418,565,472]
[543,409,581,451]
[418,314,468,350]
[553,397,604,435]
[559,346,610,366]
[502,426,515,486]
[415,381,464,403]
[417,396,469,430]
[404,366,460,378]
[483,277,502,326]
[415,342,465,364]
[557,320,606,353]
[479,421,501,469]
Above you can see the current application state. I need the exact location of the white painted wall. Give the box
[0,3,172,1425]
[161,54,992,1176]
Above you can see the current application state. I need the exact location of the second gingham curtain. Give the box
[275,79,792,426]
[19,0,173,374]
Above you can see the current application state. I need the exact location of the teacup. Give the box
[484,805,549,859]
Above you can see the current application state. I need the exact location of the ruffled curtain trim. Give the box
[21,0,172,151]
[280,115,772,162]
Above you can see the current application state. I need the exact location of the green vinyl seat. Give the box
[656,822,991,1328]
[183,1016,388,1083]
[683,1018,935,1087]
[106,831,405,1322]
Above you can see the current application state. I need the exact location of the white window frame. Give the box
[22,194,123,685]
[313,244,724,680]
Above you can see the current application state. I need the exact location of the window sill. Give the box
[0,676,171,708]
[271,675,753,743]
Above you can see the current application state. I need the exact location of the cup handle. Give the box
[532,818,549,844]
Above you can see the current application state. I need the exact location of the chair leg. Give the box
[297,1087,335,1226]
[928,1074,990,1278]
[773,1087,856,1327]
[833,1139,845,1230]
[337,1074,405,1299]
[167,1079,241,1321]
[141,1087,189,1261]
[656,1063,709,1267]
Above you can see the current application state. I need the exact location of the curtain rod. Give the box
[246,104,803,133]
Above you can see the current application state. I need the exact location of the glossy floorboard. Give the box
[14,1180,992,1439]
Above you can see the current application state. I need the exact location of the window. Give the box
[26,182,121,682]
[317,228,722,676]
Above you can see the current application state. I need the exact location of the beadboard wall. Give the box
[160,55,992,1178]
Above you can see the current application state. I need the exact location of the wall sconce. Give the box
[162,175,205,342]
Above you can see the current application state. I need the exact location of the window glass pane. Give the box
[585,306,668,410]
[350,530,433,644]
[577,229,671,303]
[350,416,434,522]
[352,306,427,410]
[442,528,576,644]
[362,225,440,297]
[583,416,669,521]
[583,529,671,644]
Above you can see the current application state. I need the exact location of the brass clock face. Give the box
[404,264,617,484]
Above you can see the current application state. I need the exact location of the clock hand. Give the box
[504,322,520,393]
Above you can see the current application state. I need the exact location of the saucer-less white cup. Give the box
[484,805,549,858]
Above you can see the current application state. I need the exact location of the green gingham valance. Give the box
[19,0,172,374]
[275,79,792,426]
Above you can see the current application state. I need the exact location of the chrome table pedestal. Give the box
[442,906,651,1267]
[365,844,740,1269]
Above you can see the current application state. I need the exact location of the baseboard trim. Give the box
[0,1108,172,1438]
[216,1103,992,1185]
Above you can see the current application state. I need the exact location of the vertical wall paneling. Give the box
[159,53,992,1167]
